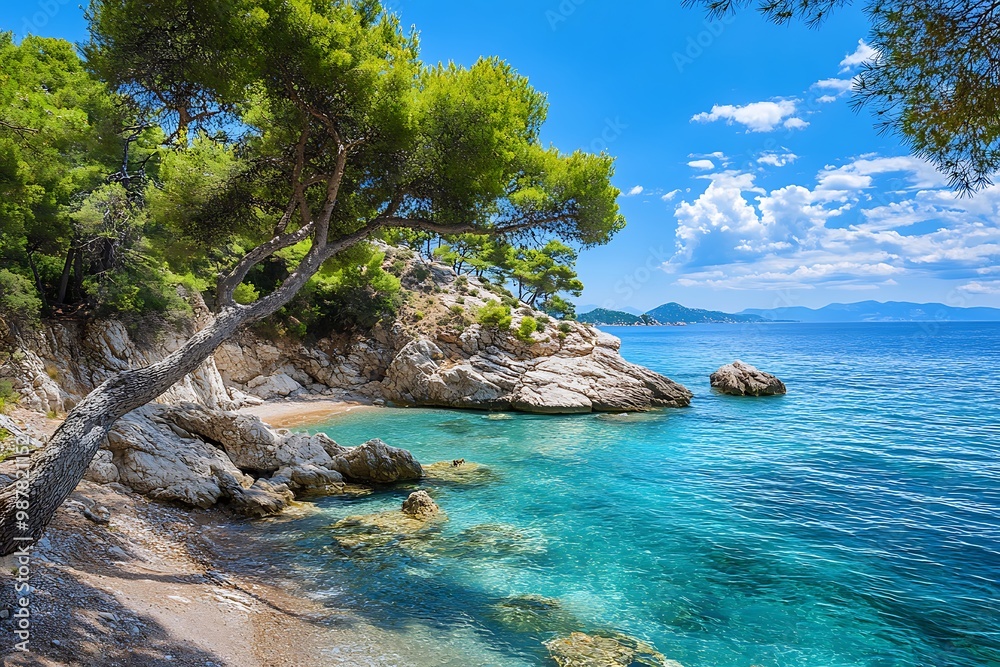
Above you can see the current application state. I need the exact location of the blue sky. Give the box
[6,0,1000,312]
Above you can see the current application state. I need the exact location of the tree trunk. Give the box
[56,248,74,305]
[0,267,317,555]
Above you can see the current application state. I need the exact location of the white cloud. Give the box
[817,95,839,104]
[958,281,1000,294]
[757,151,798,167]
[687,159,715,170]
[661,189,682,202]
[814,78,854,94]
[664,155,1000,291]
[691,99,805,133]
[840,39,876,72]
[625,185,644,196]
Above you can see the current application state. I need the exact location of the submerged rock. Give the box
[489,595,578,634]
[332,491,446,551]
[710,360,786,396]
[456,523,546,556]
[423,460,497,486]
[544,632,681,667]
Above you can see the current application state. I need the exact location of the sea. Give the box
[244,321,1000,667]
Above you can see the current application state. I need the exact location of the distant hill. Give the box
[577,308,650,326]
[576,304,644,316]
[740,301,1000,323]
[646,302,770,324]
[578,303,770,326]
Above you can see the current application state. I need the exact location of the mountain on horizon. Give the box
[740,300,1000,323]
[646,302,769,324]
[576,300,1000,325]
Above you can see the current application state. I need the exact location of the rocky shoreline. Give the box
[1,245,691,420]
[0,248,697,666]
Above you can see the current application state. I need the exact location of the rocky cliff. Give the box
[1,245,691,415]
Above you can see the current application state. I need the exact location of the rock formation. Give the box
[2,245,692,418]
[710,360,786,396]
[83,403,423,515]
[331,489,446,551]
[544,631,681,667]
[400,490,439,518]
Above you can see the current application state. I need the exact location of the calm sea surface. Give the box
[249,322,1000,666]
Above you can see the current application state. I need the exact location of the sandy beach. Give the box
[238,396,375,429]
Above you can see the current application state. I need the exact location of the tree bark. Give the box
[0,249,326,554]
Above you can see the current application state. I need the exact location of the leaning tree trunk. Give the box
[0,279,311,555]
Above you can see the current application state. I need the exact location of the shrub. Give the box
[0,379,20,414]
[516,316,537,343]
[558,322,572,334]
[477,300,512,330]
[536,315,550,330]
[233,282,260,305]
[0,270,42,321]
[414,310,425,321]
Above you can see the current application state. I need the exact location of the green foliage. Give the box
[0,270,42,321]
[282,244,402,335]
[0,1,625,347]
[477,300,512,330]
[535,315,549,331]
[558,322,572,334]
[0,380,19,414]
[232,283,259,305]
[541,294,577,320]
[516,316,538,343]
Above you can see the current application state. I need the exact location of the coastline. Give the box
[0,401,379,667]
[237,396,375,429]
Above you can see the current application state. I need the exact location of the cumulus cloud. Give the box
[757,151,798,167]
[840,39,877,72]
[625,185,644,196]
[661,189,682,202]
[691,99,806,133]
[664,155,1000,291]
[814,78,854,94]
[958,281,1000,294]
[687,159,715,170]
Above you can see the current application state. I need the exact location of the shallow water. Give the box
[254,322,1000,666]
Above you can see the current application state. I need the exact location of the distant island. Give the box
[579,300,1000,325]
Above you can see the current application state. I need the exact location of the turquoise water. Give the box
[255,322,1000,666]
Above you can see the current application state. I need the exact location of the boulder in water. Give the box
[328,438,423,484]
[710,360,786,396]
[401,490,439,518]
[544,631,681,667]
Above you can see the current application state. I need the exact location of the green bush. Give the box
[0,379,20,414]
[477,300,512,330]
[558,322,572,334]
[535,315,549,331]
[516,316,537,342]
[0,270,42,321]
[233,282,259,305]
